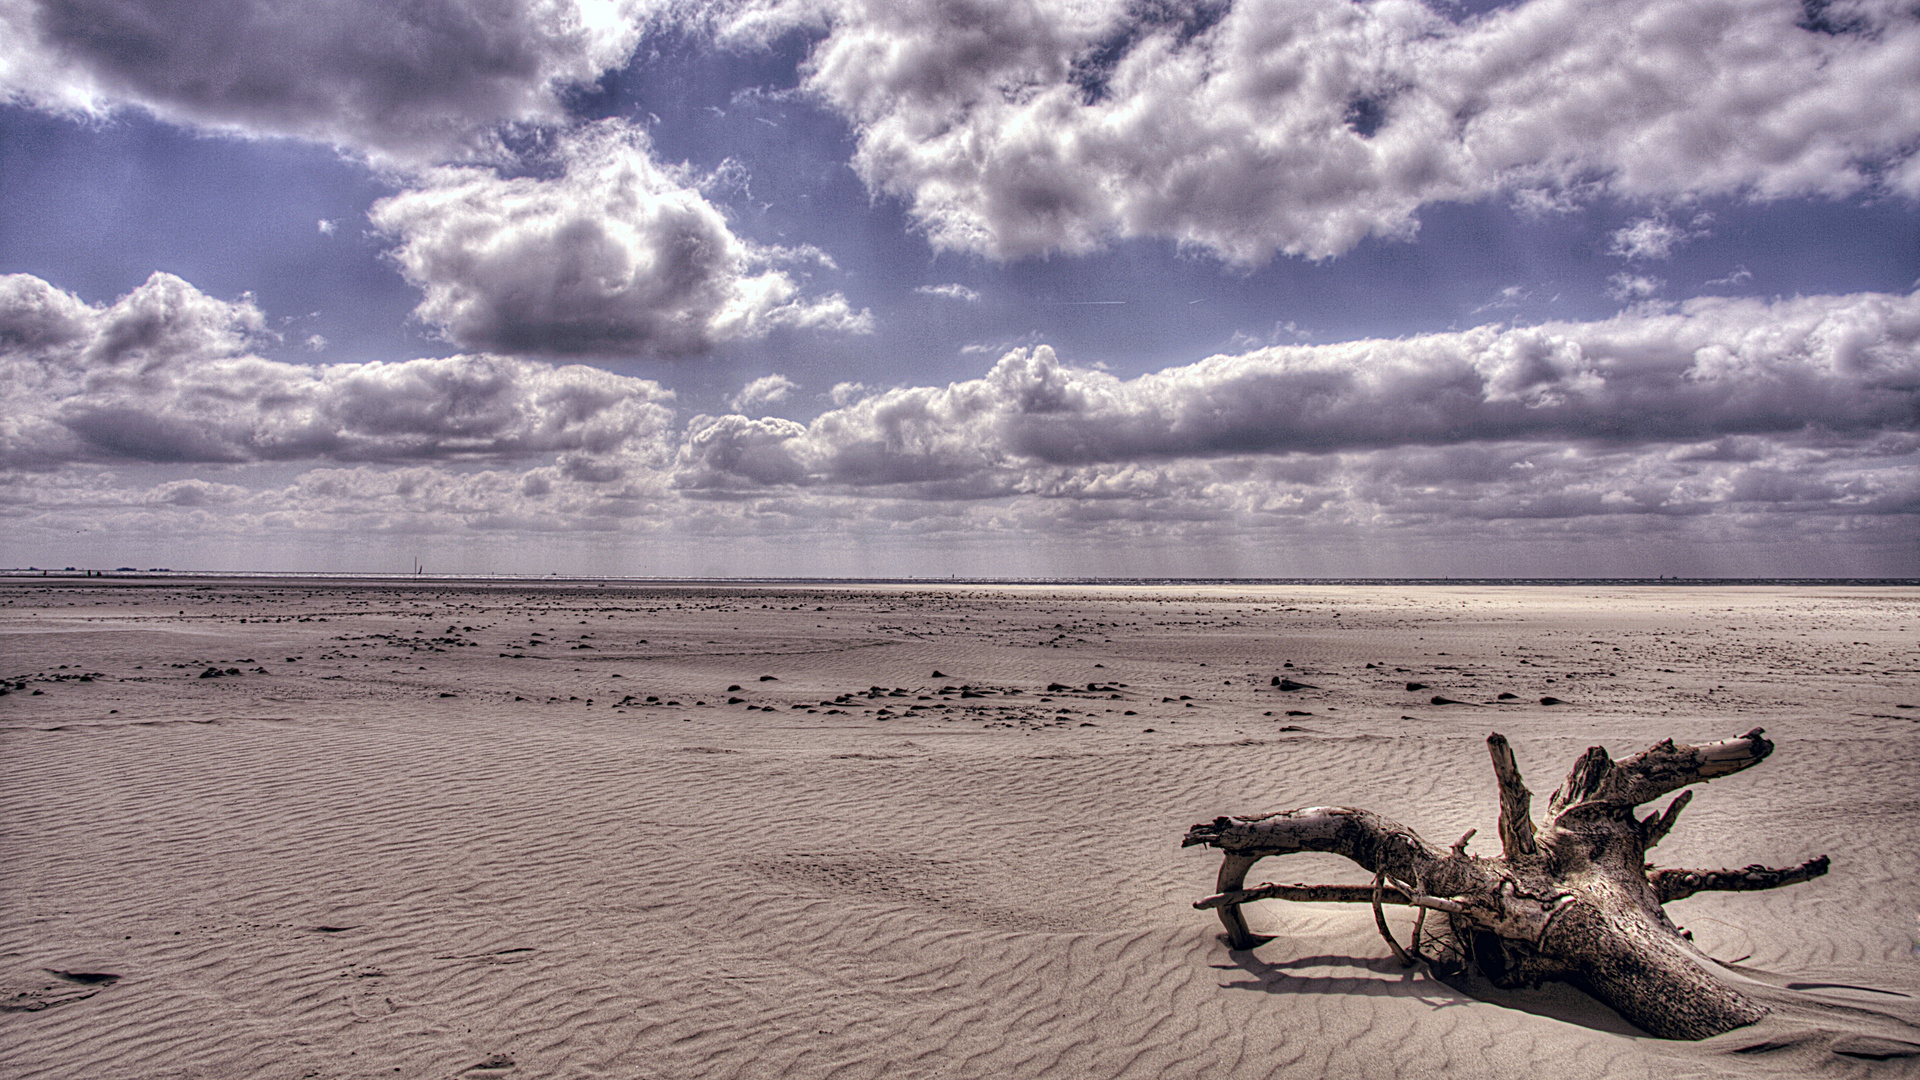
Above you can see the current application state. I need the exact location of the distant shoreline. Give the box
[3,570,1916,588]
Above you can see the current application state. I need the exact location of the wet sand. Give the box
[3,579,1917,1078]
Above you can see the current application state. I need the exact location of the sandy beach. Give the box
[2,579,1916,1078]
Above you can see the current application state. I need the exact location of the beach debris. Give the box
[1185,728,1831,1041]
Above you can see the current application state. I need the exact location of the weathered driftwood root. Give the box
[1183,728,1829,1040]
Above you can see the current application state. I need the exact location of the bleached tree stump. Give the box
[1183,728,1829,1040]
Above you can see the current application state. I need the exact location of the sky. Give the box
[0,0,1916,578]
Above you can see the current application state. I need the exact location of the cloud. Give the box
[6,274,1914,572]
[915,283,981,303]
[370,119,873,357]
[730,373,797,412]
[731,0,1920,264]
[675,412,812,490]
[1607,272,1665,302]
[0,0,656,161]
[0,271,678,468]
[1471,285,1531,315]
[1608,215,1700,261]
[672,288,1920,490]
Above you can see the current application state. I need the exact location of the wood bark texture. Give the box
[1183,728,1829,1040]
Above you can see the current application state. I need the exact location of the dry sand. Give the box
[2,579,1917,1078]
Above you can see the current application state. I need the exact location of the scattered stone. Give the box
[45,970,120,985]
[1406,681,1428,691]
[1497,692,1518,700]
[1274,678,1317,691]
[759,675,778,682]
[1540,696,1566,706]
[931,670,947,678]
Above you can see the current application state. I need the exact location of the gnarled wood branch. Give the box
[1650,856,1831,904]
[1487,733,1538,861]
[1195,882,1465,912]
[1184,728,1828,1041]
[1548,727,1772,816]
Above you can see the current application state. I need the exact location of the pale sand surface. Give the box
[2,580,1917,1078]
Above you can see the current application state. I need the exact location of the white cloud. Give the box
[1609,218,1680,261]
[1607,272,1665,302]
[0,271,678,468]
[829,381,868,406]
[370,119,873,357]
[1471,285,1531,315]
[5,274,1914,572]
[730,0,1920,264]
[730,372,797,412]
[915,283,981,303]
[672,288,1920,490]
[1608,215,1704,261]
[0,0,658,161]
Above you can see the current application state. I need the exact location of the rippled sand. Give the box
[3,580,1916,1078]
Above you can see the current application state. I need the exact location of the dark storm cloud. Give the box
[2,0,654,160]
[0,272,678,466]
[674,289,1920,489]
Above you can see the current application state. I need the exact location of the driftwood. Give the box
[1183,728,1830,1040]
